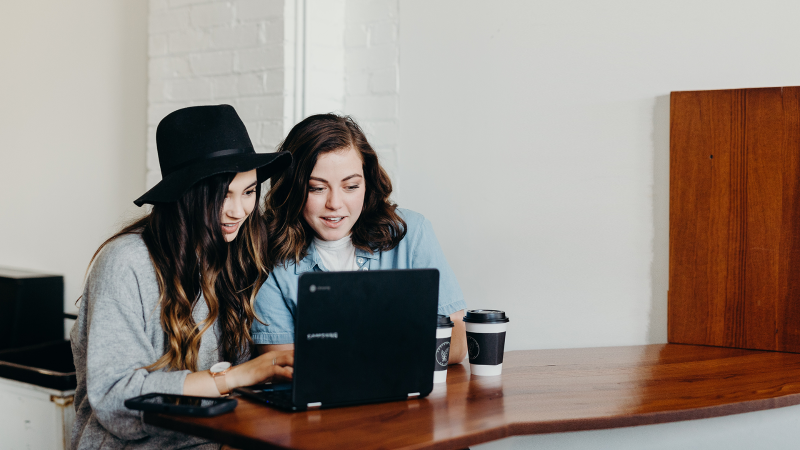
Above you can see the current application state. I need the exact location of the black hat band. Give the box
[165,147,254,174]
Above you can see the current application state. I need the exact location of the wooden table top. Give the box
[144,344,800,449]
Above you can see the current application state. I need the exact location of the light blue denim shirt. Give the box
[252,208,467,345]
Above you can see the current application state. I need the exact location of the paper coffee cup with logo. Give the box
[433,314,454,383]
[464,310,509,376]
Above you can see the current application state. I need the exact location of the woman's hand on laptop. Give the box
[184,350,294,396]
[227,350,294,388]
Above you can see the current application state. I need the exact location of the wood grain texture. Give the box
[145,345,800,449]
[669,86,800,352]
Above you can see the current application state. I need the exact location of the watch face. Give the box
[210,362,231,374]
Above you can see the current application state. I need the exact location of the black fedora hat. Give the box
[134,104,291,206]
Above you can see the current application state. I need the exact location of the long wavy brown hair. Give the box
[265,114,406,265]
[85,173,269,372]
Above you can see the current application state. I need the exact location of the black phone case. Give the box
[124,393,237,417]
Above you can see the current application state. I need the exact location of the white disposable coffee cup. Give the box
[433,314,454,383]
[463,310,509,376]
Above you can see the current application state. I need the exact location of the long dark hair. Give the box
[265,114,406,265]
[85,173,269,371]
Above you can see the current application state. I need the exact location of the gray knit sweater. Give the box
[70,234,236,449]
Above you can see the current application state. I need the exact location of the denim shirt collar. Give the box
[294,241,377,275]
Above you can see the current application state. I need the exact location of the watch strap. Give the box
[212,368,231,396]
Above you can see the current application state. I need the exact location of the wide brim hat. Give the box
[135,104,291,206]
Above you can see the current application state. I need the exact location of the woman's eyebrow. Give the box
[230,180,258,193]
[341,174,363,182]
[309,176,328,183]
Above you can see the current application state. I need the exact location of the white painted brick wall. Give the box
[147,0,297,190]
[237,0,284,20]
[209,23,260,49]
[303,0,345,116]
[190,51,235,76]
[190,3,234,28]
[237,46,284,71]
[343,0,400,186]
[147,0,401,192]
[298,0,399,183]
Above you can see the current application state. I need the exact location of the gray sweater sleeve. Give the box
[80,236,190,441]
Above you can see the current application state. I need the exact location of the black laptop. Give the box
[236,269,440,411]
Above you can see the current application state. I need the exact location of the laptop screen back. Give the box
[293,269,439,407]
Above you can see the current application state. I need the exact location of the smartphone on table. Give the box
[125,393,237,417]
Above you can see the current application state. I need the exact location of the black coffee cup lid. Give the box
[437,314,454,328]
[463,309,509,324]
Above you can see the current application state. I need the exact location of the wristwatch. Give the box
[209,362,232,396]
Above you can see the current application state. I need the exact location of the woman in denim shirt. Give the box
[253,114,467,363]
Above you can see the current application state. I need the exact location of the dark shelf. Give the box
[0,340,76,391]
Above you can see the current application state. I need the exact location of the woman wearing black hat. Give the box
[70,105,292,449]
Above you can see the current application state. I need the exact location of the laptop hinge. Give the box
[408,392,420,398]
[307,402,322,409]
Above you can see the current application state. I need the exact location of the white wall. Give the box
[398,0,800,351]
[343,0,401,182]
[303,0,403,180]
[305,0,346,116]
[0,1,148,325]
[473,402,800,450]
[147,0,292,190]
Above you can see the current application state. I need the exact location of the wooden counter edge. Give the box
[145,391,800,450]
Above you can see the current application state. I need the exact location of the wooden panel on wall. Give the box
[669,86,800,352]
